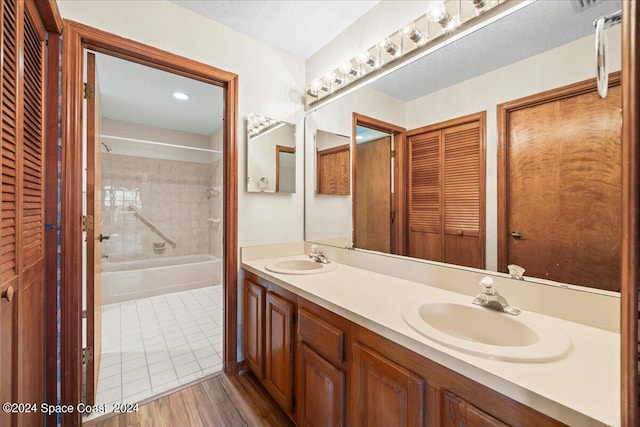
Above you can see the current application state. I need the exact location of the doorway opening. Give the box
[81,50,226,419]
[352,114,407,255]
[61,21,238,426]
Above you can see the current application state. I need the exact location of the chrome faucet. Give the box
[508,264,525,280]
[472,276,521,316]
[309,244,330,264]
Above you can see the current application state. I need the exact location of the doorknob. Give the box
[510,231,523,239]
[99,234,110,242]
[2,286,14,302]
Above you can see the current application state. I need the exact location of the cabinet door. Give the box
[244,280,265,378]
[266,292,295,413]
[298,343,345,427]
[352,343,425,427]
[442,391,507,427]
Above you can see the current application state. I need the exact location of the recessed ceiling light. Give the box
[172,92,190,101]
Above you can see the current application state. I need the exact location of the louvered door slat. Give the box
[444,124,480,234]
[409,131,440,233]
[21,4,44,264]
[2,0,19,282]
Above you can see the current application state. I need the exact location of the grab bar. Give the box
[128,205,177,249]
[594,10,622,99]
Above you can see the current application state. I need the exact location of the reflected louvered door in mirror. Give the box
[408,130,442,261]
[443,119,485,269]
[407,112,485,269]
[1,1,48,425]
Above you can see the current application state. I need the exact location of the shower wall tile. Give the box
[101,154,215,262]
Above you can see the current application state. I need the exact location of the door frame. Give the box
[352,113,407,255]
[60,20,238,426]
[497,72,621,275]
[621,1,639,424]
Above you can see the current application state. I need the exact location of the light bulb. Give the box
[403,24,425,45]
[380,38,400,56]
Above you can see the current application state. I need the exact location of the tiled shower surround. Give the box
[101,153,221,262]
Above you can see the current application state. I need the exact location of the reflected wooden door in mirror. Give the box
[407,112,486,269]
[498,74,622,291]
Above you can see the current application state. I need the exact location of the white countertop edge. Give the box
[241,258,618,427]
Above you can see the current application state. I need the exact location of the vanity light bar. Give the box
[305,0,510,107]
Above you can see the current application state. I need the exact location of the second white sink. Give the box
[402,301,570,362]
[265,258,337,275]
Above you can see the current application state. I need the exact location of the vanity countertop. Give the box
[242,253,620,427]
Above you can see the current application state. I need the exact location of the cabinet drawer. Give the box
[298,308,344,365]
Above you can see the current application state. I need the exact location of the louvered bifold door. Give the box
[442,121,483,269]
[407,130,442,261]
[1,0,21,423]
[1,0,47,424]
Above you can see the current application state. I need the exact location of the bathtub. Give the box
[101,255,221,305]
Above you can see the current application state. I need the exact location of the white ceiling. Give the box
[171,0,380,60]
[94,52,224,136]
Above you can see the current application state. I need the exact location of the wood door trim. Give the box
[275,145,295,192]
[406,111,485,137]
[621,1,639,425]
[352,113,407,255]
[60,21,238,426]
[496,72,622,274]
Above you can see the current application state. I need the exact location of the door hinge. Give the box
[391,149,396,158]
[82,215,94,231]
[82,347,94,364]
[391,210,396,222]
[83,82,95,99]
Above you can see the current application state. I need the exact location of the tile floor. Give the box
[87,285,223,419]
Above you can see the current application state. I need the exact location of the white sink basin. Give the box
[402,302,570,362]
[265,259,337,275]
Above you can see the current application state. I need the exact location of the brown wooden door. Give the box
[85,51,103,406]
[317,144,350,195]
[351,343,424,427]
[442,391,508,427]
[298,343,345,427]
[503,84,621,291]
[408,113,485,269]
[265,291,295,414]
[1,1,47,425]
[355,136,391,252]
[244,279,265,378]
[442,121,484,269]
[408,130,442,261]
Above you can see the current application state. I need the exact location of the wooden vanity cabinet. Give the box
[352,343,425,426]
[442,391,508,427]
[296,299,349,427]
[244,279,265,378]
[243,271,566,427]
[243,275,297,418]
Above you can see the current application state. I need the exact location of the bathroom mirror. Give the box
[247,114,296,193]
[305,0,623,292]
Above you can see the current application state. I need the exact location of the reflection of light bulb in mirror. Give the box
[403,24,425,46]
[357,51,377,68]
[328,71,344,86]
[340,61,359,77]
[379,38,400,56]
[426,1,446,22]
[472,0,487,15]
[426,1,456,31]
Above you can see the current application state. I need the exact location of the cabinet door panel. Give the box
[266,292,295,413]
[443,391,507,427]
[244,280,265,378]
[352,343,425,427]
[298,343,345,427]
